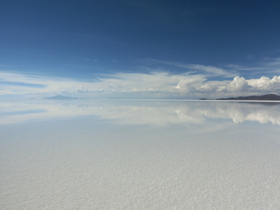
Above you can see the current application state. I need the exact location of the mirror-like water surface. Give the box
[1,100,280,209]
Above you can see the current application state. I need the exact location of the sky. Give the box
[1,0,280,99]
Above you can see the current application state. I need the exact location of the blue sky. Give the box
[1,0,280,99]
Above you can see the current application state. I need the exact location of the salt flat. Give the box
[1,100,280,209]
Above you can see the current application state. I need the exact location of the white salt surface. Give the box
[1,100,280,209]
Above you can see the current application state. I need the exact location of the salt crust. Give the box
[1,101,280,209]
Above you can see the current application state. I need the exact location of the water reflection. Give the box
[1,99,280,125]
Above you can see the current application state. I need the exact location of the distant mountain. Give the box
[217,94,280,100]
[44,95,78,100]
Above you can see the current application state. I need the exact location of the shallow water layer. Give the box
[1,100,280,209]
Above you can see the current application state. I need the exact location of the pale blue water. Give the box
[1,100,280,209]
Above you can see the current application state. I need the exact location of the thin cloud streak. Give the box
[225,57,280,74]
[147,59,236,77]
[147,56,280,77]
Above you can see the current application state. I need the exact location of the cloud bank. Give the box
[1,71,280,99]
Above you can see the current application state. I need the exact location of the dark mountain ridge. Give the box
[217,94,280,100]
[44,95,78,100]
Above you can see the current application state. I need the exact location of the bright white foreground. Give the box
[1,100,280,209]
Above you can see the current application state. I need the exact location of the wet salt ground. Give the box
[1,100,280,209]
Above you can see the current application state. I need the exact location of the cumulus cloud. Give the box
[228,76,250,91]
[213,76,251,93]
[248,76,280,91]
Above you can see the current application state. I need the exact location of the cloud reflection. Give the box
[1,100,280,126]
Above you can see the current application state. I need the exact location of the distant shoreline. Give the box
[42,94,280,101]
[44,95,79,100]
[216,94,280,101]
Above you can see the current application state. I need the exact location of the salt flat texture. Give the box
[1,100,280,209]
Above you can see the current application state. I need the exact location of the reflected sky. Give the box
[1,99,280,126]
[1,99,280,209]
